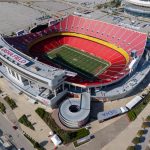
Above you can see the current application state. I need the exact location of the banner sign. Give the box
[0,47,29,65]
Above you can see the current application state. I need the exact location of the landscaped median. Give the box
[0,102,6,114]
[127,93,150,121]
[4,96,17,110]
[19,114,35,130]
[35,107,90,144]
[127,146,135,150]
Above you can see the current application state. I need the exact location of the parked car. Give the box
[12,126,18,130]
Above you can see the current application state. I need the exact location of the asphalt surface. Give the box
[0,113,34,150]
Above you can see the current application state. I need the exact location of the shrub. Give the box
[142,122,149,129]
[96,4,103,9]
[24,133,45,150]
[132,137,140,144]
[19,114,35,130]
[0,102,6,113]
[24,133,35,144]
[137,130,145,136]
[127,111,137,121]
[4,96,17,109]
[35,107,90,144]
[146,116,150,122]
[11,32,16,36]
[34,142,42,148]
[35,108,45,118]
[127,146,135,150]
[127,93,150,121]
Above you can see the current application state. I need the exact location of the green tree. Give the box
[127,146,135,150]
[142,122,149,129]
[132,137,140,144]
[137,130,145,136]
[146,116,150,122]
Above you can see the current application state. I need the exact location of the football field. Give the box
[46,45,110,78]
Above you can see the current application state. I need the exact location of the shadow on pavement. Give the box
[89,101,104,122]
[140,136,145,143]
[135,144,142,150]
[40,140,48,147]
[0,129,3,137]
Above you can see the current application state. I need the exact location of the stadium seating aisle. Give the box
[71,16,81,32]
[65,15,73,31]
[60,17,68,31]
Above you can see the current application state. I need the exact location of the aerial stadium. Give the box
[0,15,150,128]
[124,0,150,17]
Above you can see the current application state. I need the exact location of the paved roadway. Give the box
[0,113,34,150]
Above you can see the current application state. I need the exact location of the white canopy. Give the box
[50,134,62,146]
[120,106,128,113]
[126,96,142,110]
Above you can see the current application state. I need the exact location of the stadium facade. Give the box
[0,15,149,108]
[124,0,150,17]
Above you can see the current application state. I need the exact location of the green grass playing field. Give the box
[46,45,110,78]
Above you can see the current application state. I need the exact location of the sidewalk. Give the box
[102,102,150,150]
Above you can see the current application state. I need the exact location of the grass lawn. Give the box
[128,93,150,121]
[19,115,35,130]
[46,45,109,78]
[4,96,17,110]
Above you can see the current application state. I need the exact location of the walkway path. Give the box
[102,102,150,150]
